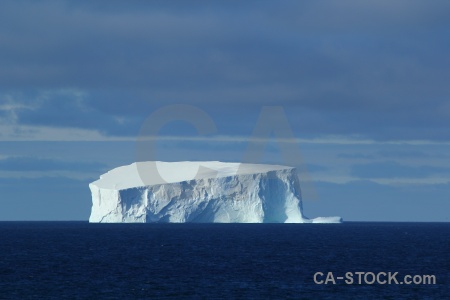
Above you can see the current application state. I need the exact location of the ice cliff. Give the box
[89,161,342,223]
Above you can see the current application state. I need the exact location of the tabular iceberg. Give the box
[89,161,342,223]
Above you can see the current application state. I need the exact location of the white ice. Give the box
[89,161,342,224]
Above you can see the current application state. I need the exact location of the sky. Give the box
[1,0,449,221]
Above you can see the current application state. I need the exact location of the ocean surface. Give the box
[0,222,449,299]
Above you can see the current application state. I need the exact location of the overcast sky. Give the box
[1,0,449,221]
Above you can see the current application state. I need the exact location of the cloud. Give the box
[337,153,375,159]
[2,89,143,137]
[0,156,106,172]
[0,0,449,141]
[376,150,431,159]
[351,161,450,179]
[338,150,447,160]
[304,163,329,173]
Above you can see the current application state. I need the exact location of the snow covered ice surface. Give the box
[89,161,342,223]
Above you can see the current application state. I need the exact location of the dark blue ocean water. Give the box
[0,222,449,299]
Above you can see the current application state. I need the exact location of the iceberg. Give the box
[89,161,342,223]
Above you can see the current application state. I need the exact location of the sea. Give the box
[0,222,449,299]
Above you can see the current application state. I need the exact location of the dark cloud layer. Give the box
[1,0,450,140]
